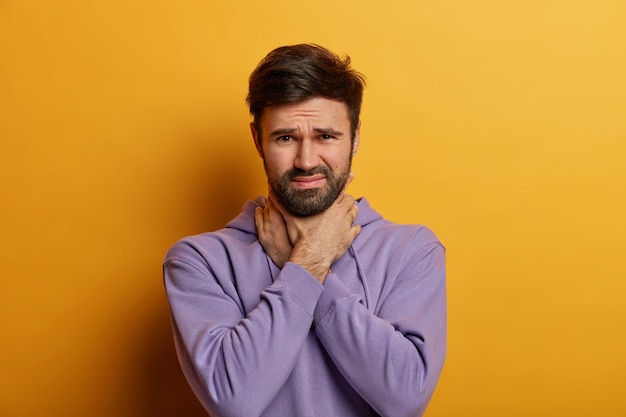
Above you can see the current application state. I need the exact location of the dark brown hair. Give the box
[246,44,366,140]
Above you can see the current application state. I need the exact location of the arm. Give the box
[258,194,445,416]
[164,240,323,417]
[313,235,447,417]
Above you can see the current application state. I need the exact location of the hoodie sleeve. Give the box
[312,228,447,417]
[164,238,324,417]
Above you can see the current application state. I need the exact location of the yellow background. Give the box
[2,1,625,416]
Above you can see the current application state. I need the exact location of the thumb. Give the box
[343,171,355,193]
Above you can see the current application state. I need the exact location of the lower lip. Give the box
[291,178,326,190]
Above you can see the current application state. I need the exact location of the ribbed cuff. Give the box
[313,273,358,324]
[278,262,325,317]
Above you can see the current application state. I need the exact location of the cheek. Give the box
[325,150,352,170]
[263,151,293,174]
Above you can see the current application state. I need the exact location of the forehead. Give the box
[260,97,350,130]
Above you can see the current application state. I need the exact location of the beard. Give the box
[265,161,352,217]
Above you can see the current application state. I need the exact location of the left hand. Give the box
[254,197,293,268]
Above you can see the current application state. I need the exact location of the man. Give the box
[163,44,446,417]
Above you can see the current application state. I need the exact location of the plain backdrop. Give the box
[1,1,625,416]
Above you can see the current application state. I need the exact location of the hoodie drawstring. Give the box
[349,245,371,310]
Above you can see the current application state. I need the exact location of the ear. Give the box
[351,120,361,157]
[250,122,263,157]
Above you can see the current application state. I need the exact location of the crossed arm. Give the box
[166,193,445,417]
[254,193,446,417]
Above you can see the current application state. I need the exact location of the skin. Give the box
[251,97,362,283]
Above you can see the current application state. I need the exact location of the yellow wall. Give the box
[2,1,625,416]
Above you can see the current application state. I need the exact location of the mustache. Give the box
[285,166,332,180]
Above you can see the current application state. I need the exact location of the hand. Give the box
[254,197,293,268]
[278,191,361,283]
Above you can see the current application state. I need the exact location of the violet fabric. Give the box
[163,197,446,417]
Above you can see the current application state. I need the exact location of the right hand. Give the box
[254,197,293,269]
[279,192,361,283]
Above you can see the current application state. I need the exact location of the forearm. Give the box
[288,240,332,283]
[165,261,323,417]
[314,286,444,417]
[313,246,447,417]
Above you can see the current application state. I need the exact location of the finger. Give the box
[350,203,359,221]
[254,206,264,231]
[341,171,355,195]
[268,192,289,217]
[267,195,278,212]
[266,198,282,223]
[339,193,355,210]
[263,203,271,224]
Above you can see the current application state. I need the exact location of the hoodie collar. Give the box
[225,196,383,235]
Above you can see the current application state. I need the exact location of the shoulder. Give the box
[356,198,443,250]
[164,198,263,265]
[362,219,443,252]
[163,231,225,273]
[164,227,256,268]
[382,222,441,243]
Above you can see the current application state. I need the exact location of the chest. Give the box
[229,243,398,316]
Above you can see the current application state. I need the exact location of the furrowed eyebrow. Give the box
[269,128,297,137]
[313,127,344,137]
[268,127,345,137]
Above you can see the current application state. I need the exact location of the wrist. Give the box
[289,242,331,283]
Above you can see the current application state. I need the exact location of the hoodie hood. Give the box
[225,196,383,235]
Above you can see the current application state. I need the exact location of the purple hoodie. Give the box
[163,197,446,417]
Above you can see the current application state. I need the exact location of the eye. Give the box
[277,135,293,142]
[320,134,335,140]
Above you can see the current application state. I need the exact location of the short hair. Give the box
[246,44,366,139]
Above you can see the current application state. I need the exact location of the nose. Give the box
[294,140,320,171]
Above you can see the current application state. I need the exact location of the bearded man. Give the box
[163,44,447,417]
